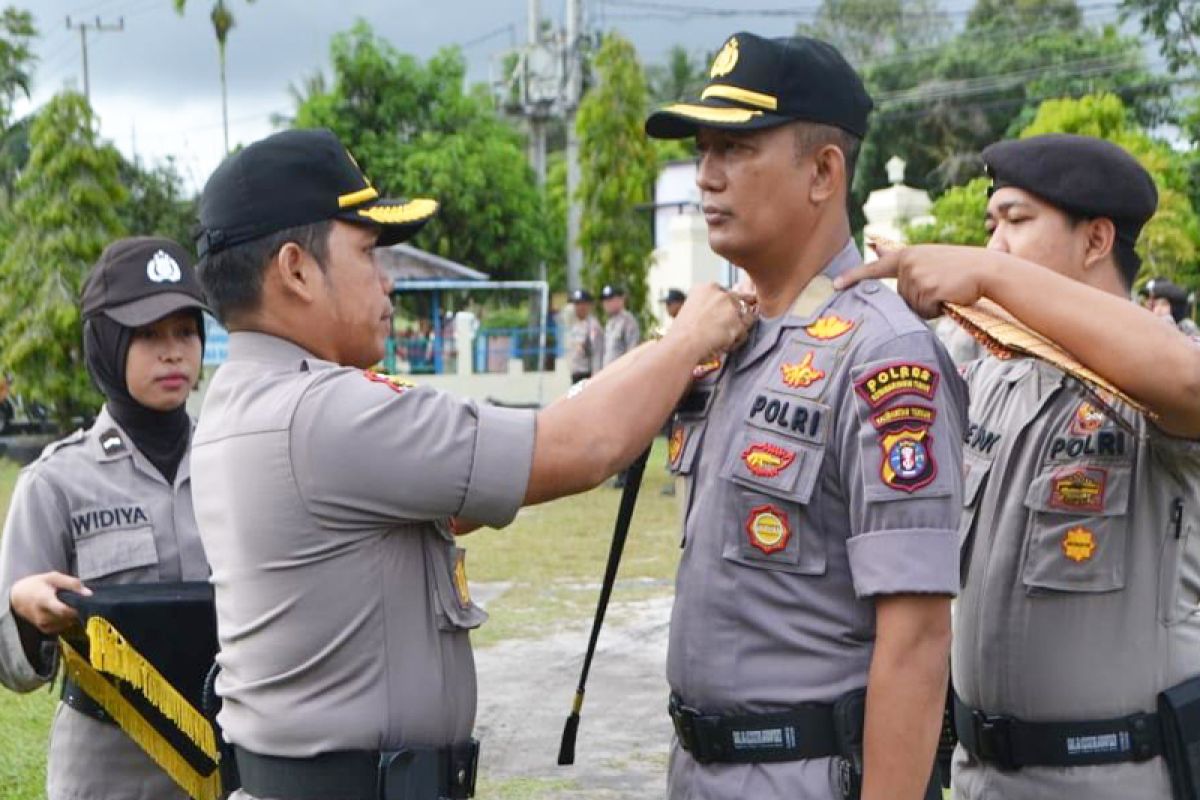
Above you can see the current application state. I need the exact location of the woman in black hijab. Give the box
[0,237,212,800]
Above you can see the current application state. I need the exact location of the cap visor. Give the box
[645,102,790,139]
[338,197,439,246]
[103,293,212,327]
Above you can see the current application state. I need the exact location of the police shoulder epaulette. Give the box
[37,428,87,461]
[853,280,927,338]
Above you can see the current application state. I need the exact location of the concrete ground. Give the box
[474,589,675,799]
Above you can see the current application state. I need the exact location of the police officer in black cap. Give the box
[647,31,965,800]
[0,237,210,800]
[1145,277,1200,342]
[599,284,640,368]
[188,128,753,800]
[840,135,1200,799]
[566,288,603,383]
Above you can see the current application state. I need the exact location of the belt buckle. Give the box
[972,710,1016,771]
[669,695,703,761]
[444,740,479,799]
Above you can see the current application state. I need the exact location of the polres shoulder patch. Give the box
[855,362,939,409]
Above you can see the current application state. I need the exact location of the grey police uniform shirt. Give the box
[603,309,641,367]
[666,241,967,800]
[952,356,1200,800]
[0,407,206,800]
[567,313,604,376]
[191,332,535,757]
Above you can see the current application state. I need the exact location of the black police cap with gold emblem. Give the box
[645,32,872,140]
[196,128,438,259]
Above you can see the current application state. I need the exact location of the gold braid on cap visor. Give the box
[354,198,439,224]
[660,104,764,124]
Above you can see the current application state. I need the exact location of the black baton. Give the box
[557,446,652,766]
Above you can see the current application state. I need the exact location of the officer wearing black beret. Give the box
[647,31,965,800]
[839,135,1200,799]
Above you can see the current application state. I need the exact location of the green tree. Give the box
[646,45,706,105]
[295,22,549,280]
[576,33,658,319]
[172,0,255,154]
[908,93,1200,289]
[0,92,126,425]
[859,6,1156,200]
[1120,0,1199,75]
[798,0,948,64]
[967,0,1081,32]
[117,156,197,249]
[0,8,34,130]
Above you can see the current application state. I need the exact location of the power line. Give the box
[64,15,124,102]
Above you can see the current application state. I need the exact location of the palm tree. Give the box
[172,0,254,154]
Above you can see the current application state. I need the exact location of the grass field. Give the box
[0,441,684,799]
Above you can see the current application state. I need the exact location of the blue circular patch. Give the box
[888,436,928,480]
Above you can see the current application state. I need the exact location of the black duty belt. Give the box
[234,741,478,800]
[954,694,1164,770]
[669,693,840,765]
[61,676,114,725]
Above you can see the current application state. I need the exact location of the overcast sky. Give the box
[12,0,1132,193]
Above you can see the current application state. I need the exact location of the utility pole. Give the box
[65,16,124,103]
[527,0,546,186]
[564,0,584,292]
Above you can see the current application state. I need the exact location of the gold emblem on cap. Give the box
[710,37,739,78]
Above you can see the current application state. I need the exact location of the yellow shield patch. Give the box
[1062,527,1097,563]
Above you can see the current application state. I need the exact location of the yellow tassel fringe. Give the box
[84,615,218,760]
[61,641,222,800]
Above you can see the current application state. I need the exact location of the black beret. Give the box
[569,288,593,303]
[982,134,1157,246]
[646,32,872,140]
[663,288,687,304]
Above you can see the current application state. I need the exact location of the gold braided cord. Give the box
[84,616,218,759]
[355,198,439,225]
[60,641,222,800]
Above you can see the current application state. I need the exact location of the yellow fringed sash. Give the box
[61,622,222,800]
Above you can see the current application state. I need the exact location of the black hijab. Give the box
[83,311,203,485]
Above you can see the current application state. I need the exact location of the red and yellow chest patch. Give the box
[780,351,825,389]
[746,504,791,555]
[805,314,854,341]
[363,371,416,395]
[741,442,796,478]
[1049,467,1106,512]
[453,550,472,608]
[1069,402,1106,436]
[1062,527,1097,563]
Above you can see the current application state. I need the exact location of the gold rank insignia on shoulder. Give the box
[710,37,739,78]
[779,351,825,389]
[745,504,790,555]
[362,370,417,395]
[1062,526,1097,563]
[805,315,855,341]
